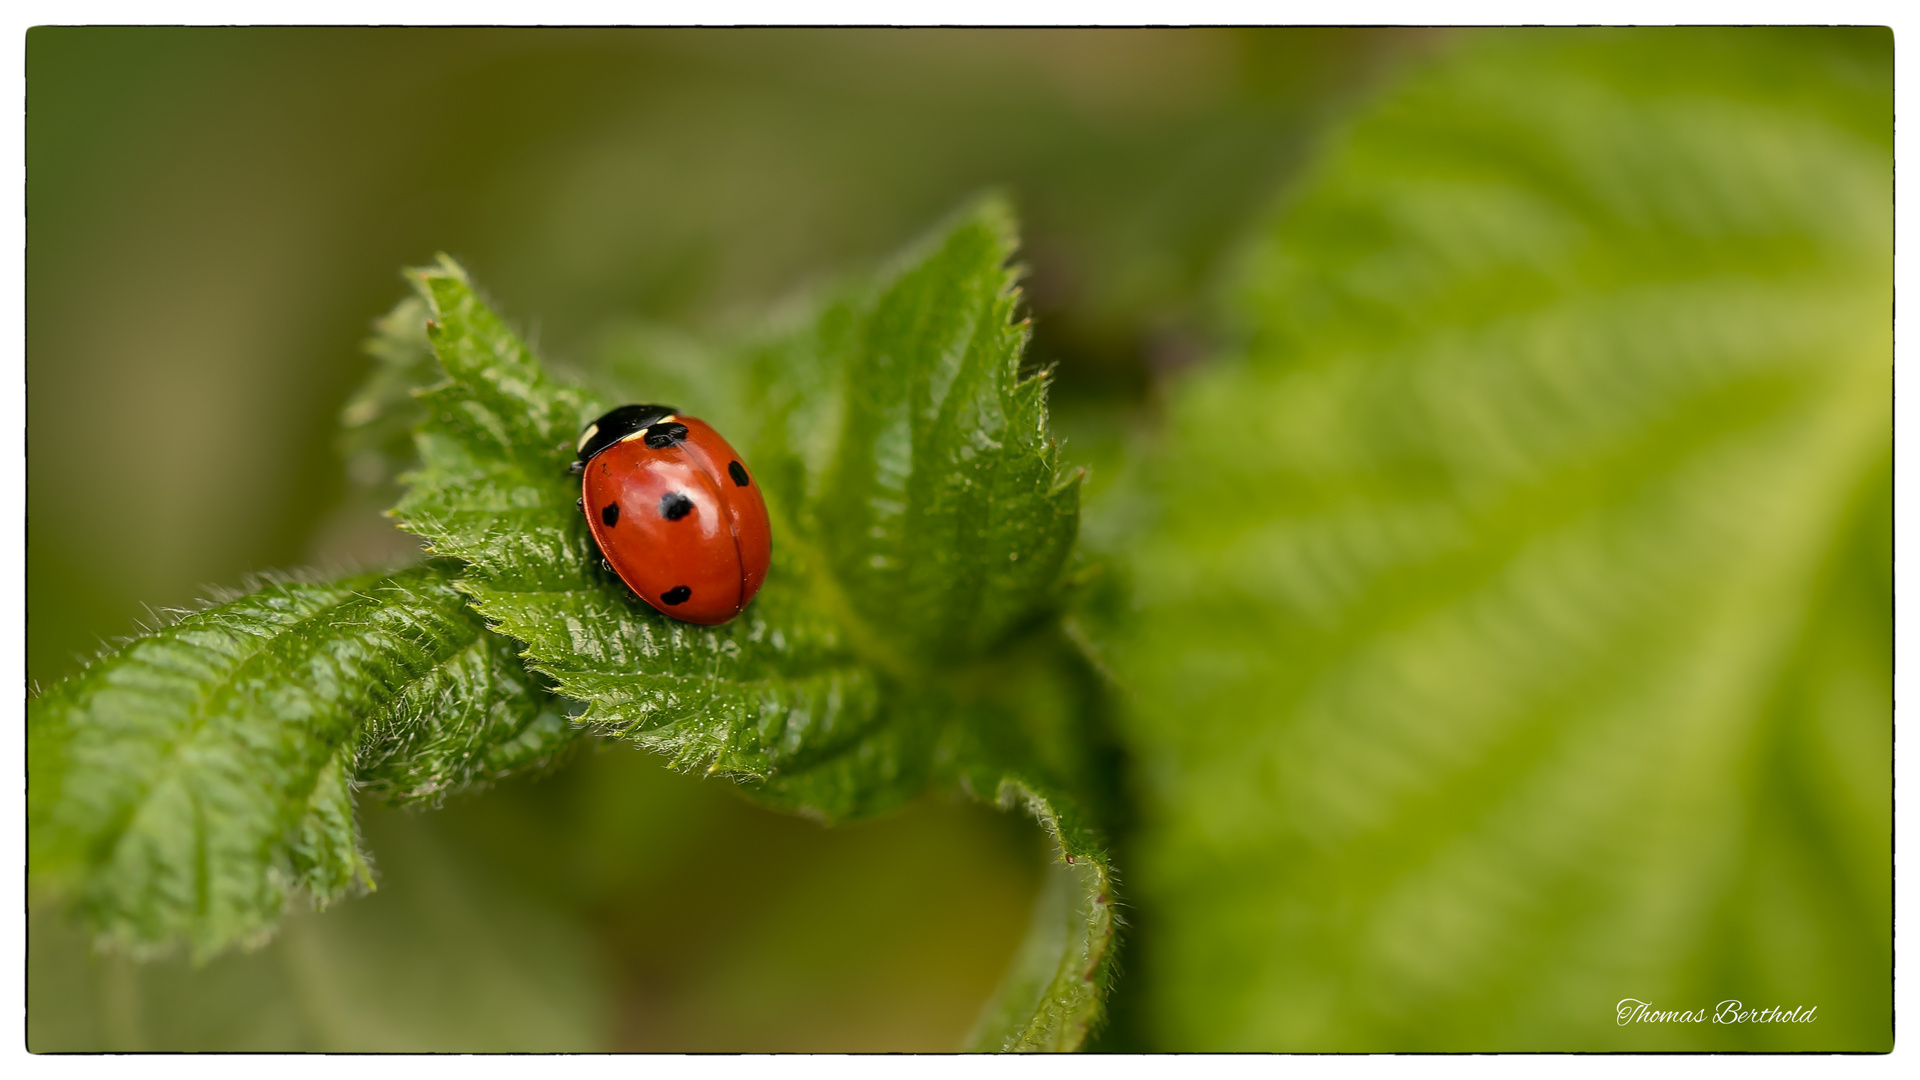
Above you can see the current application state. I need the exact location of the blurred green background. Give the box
[27,27,1415,1050]
[1112,27,1891,1051]
[27,27,1890,1052]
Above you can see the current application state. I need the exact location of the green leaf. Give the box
[1115,28,1889,1050]
[397,201,1083,813]
[339,295,439,490]
[960,774,1115,1052]
[777,202,1082,661]
[944,630,1120,1051]
[30,803,607,1051]
[395,259,898,818]
[393,202,1115,1047]
[28,561,574,959]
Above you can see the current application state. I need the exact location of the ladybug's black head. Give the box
[573,403,678,467]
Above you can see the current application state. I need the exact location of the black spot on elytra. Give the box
[728,460,750,487]
[660,585,692,606]
[643,422,690,450]
[601,503,620,527]
[659,492,694,521]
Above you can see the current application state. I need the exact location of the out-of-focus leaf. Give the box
[590,320,750,441]
[29,804,606,1051]
[28,561,573,959]
[339,295,438,490]
[1116,27,1890,1051]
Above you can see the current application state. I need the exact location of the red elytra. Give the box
[573,405,771,625]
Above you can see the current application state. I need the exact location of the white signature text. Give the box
[1615,999,1817,1026]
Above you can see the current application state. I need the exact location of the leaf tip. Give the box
[403,253,474,316]
[958,187,1019,239]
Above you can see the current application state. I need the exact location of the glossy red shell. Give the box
[580,416,771,625]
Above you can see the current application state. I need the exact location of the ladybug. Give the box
[568,403,771,625]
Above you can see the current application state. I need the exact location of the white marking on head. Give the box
[576,424,599,453]
[619,415,682,446]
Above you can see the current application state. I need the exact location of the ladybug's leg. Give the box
[582,523,613,574]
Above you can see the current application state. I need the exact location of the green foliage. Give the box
[27,561,574,960]
[961,779,1114,1051]
[399,204,1080,798]
[29,201,1117,1049]
[33,28,1889,1050]
[1115,28,1890,1051]
[397,257,903,816]
[30,803,606,1052]
[771,205,1082,661]
[337,295,438,492]
[394,203,1117,1048]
